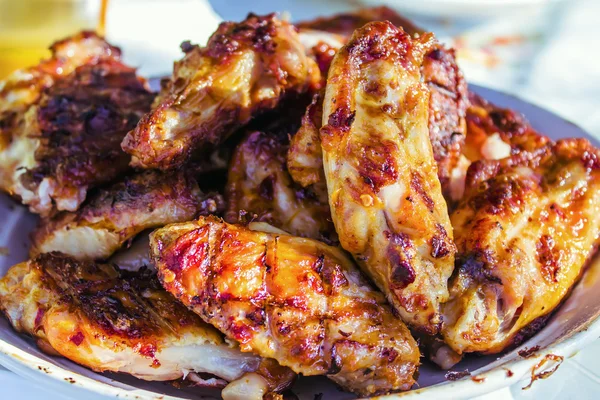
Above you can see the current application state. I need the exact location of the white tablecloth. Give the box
[2,0,600,399]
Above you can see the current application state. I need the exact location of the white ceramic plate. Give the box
[1,85,599,400]
[357,0,560,19]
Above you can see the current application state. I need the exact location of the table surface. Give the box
[2,0,600,399]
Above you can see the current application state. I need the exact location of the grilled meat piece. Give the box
[286,93,327,200]
[443,139,600,354]
[0,33,153,216]
[150,216,420,396]
[320,22,455,334]
[294,8,468,199]
[225,128,336,244]
[122,13,321,170]
[297,6,421,38]
[0,31,119,114]
[0,253,295,397]
[31,170,223,261]
[447,92,554,204]
[464,92,552,162]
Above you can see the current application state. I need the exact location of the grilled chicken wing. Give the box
[442,139,600,354]
[297,6,421,38]
[464,92,551,162]
[0,33,153,216]
[150,216,420,396]
[293,9,468,199]
[286,93,327,198]
[31,170,223,261]
[225,128,336,244]
[0,253,295,398]
[320,22,455,334]
[0,31,119,114]
[121,13,321,170]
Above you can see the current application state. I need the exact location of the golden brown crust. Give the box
[0,33,153,216]
[443,139,600,354]
[150,216,420,396]
[297,6,422,38]
[0,253,295,391]
[31,170,223,260]
[21,60,153,213]
[0,31,120,114]
[286,93,326,195]
[0,32,144,215]
[320,22,455,334]
[464,92,552,161]
[424,46,468,197]
[225,129,336,244]
[122,13,321,170]
[293,10,468,200]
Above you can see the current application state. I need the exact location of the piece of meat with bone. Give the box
[150,216,420,396]
[121,13,321,170]
[31,169,223,261]
[294,8,468,200]
[443,138,600,354]
[464,91,552,162]
[226,127,336,244]
[0,32,153,216]
[297,6,422,38]
[320,22,456,334]
[0,253,295,399]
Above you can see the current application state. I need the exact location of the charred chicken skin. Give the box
[225,128,336,244]
[295,8,468,198]
[121,13,321,170]
[31,170,224,261]
[150,216,420,396]
[286,93,328,201]
[443,139,600,354]
[0,253,295,397]
[320,22,456,334]
[464,91,552,162]
[0,32,154,216]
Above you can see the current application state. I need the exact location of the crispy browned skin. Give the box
[464,92,552,161]
[294,9,468,199]
[31,170,224,261]
[0,253,295,396]
[122,13,321,170]
[0,33,153,216]
[297,6,421,37]
[151,217,420,396]
[443,139,600,354]
[0,32,120,114]
[320,22,455,334]
[286,93,326,196]
[225,128,336,244]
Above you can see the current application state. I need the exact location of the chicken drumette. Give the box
[122,13,321,170]
[295,8,468,199]
[320,22,456,334]
[442,139,600,354]
[31,170,223,261]
[0,253,295,398]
